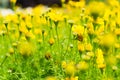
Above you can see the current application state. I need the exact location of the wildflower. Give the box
[48,38,55,45]
[99,33,116,47]
[76,61,88,71]
[72,25,84,41]
[112,66,118,71]
[86,51,94,57]
[65,76,78,80]
[19,21,28,34]
[102,77,114,80]
[68,20,74,27]
[68,0,85,8]
[96,48,106,69]
[47,10,63,24]
[106,0,119,7]
[61,0,65,3]
[61,61,67,69]
[70,44,73,48]
[45,52,51,60]
[10,0,17,3]
[18,41,35,56]
[46,76,56,80]
[37,39,42,44]
[34,28,42,35]
[87,22,94,35]
[81,54,90,61]
[115,43,120,49]
[116,53,120,59]
[114,28,120,36]
[65,62,76,76]
[106,55,117,66]
[12,42,18,48]
[9,48,14,55]
[32,6,42,16]
[25,31,35,41]
[5,14,18,23]
[85,43,93,51]
[86,1,106,20]
[72,25,84,36]
[78,43,84,52]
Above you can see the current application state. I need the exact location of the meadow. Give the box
[0,0,120,80]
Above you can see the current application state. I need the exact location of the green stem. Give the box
[0,56,7,67]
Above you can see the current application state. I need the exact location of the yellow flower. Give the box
[76,61,88,71]
[18,41,35,56]
[19,21,28,34]
[106,0,119,7]
[32,6,42,16]
[86,1,106,20]
[37,39,43,44]
[12,42,18,48]
[62,61,67,69]
[72,25,84,36]
[46,76,56,80]
[34,28,42,35]
[106,55,117,66]
[86,51,94,57]
[25,31,35,40]
[47,10,64,22]
[85,43,93,51]
[10,0,17,3]
[61,0,65,3]
[5,14,18,23]
[66,76,78,80]
[87,22,94,35]
[78,43,84,52]
[9,48,14,54]
[48,38,55,45]
[112,66,118,71]
[114,28,120,36]
[96,48,106,69]
[99,33,116,47]
[81,54,91,61]
[65,62,76,76]
[115,43,120,49]
[69,0,85,8]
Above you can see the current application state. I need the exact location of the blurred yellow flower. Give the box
[65,76,78,80]
[81,54,90,61]
[18,41,35,56]
[87,22,94,35]
[47,10,64,22]
[48,38,55,45]
[72,25,84,36]
[106,55,117,66]
[114,28,120,36]
[86,51,94,57]
[99,33,116,47]
[25,31,35,40]
[96,48,106,69]
[10,0,17,3]
[78,43,84,52]
[46,76,56,80]
[9,48,14,55]
[76,61,88,71]
[5,14,18,23]
[85,43,93,51]
[62,61,67,69]
[86,1,106,20]
[19,21,28,34]
[65,62,76,76]
[106,0,119,7]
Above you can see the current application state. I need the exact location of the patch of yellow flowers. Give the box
[0,0,120,79]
